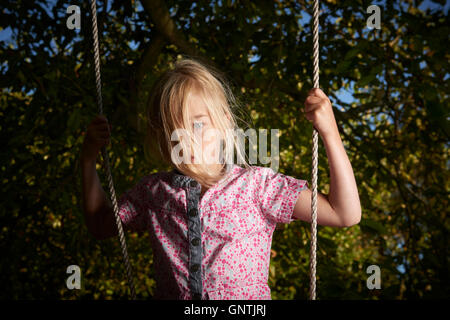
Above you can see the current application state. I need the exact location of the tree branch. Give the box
[140,0,221,70]
[140,0,197,57]
[134,30,166,90]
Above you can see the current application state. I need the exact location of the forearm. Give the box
[80,152,112,236]
[322,132,361,225]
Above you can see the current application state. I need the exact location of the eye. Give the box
[193,121,204,129]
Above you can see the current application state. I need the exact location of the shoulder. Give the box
[232,165,271,175]
[128,170,170,193]
[227,165,276,187]
[120,171,172,207]
[226,164,261,179]
[244,166,307,190]
[237,165,276,179]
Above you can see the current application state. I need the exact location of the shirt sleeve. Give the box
[118,179,150,233]
[257,166,309,224]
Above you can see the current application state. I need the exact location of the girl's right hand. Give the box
[81,115,112,162]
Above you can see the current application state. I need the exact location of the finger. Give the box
[304,111,315,122]
[304,103,322,113]
[98,129,110,135]
[97,138,110,146]
[315,88,328,99]
[305,96,322,104]
[92,116,103,123]
[97,123,110,131]
[304,109,319,119]
[98,132,110,139]
[93,115,108,124]
[308,88,327,99]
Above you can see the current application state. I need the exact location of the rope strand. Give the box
[309,0,320,301]
[89,0,137,300]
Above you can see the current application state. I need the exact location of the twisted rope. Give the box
[89,0,137,300]
[309,0,320,301]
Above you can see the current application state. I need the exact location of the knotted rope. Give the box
[309,0,320,301]
[88,0,137,300]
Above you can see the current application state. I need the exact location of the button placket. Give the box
[186,178,203,300]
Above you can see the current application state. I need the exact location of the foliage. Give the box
[0,0,448,299]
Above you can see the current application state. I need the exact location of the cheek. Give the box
[202,130,221,157]
[202,128,220,144]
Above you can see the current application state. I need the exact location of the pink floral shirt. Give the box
[118,164,308,300]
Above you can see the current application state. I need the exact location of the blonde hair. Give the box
[146,56,251,188]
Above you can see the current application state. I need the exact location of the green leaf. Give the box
[359,218,387,235]
[344,47,360,60]
[358,65,383,87]
[336,59,352,74]
[67,109,81,132]
[318,235,337,250]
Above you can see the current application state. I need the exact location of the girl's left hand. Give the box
[303,88,339,139]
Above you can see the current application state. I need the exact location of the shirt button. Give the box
[190,180,198,188]
[188,208,198,217]
[191,264,200,272]
[191,238,200,246]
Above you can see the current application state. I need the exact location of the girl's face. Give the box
[186,91,222,172]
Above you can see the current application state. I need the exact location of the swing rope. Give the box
[89,0,137,300]
[310,0,320,301]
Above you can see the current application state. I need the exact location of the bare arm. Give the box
[80,153,119,240]
[293,88,361,228]
[322,132,361,226]
[80,115,119,240]
[293,132,361,227]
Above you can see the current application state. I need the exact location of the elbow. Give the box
[340,210,361,228]
[85,212,108,241]
[89,217,114,240]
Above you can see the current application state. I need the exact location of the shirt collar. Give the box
[170,163,237,188]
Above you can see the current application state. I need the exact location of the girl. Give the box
[80,58,361,300]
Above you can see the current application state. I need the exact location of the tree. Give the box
[0,0,448,299]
